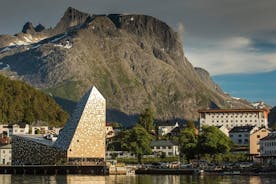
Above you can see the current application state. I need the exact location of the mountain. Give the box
[0,7,252,125]
[0,74,68,126]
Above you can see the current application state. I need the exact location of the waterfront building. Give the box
[198,109,269,129]
[260,132,276,156]
[0,144,11,165]
[229,126,258,145]
[150,140,179,156]
[12,86,106,165]
[250,127,270,156]
[229,126,270,157]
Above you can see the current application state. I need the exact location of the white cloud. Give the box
[186,36,276,75]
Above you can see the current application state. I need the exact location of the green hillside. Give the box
[0,75,68,127]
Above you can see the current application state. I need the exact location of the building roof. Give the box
[0,144,11,149]
[13,135,55,146]
[229,126,256,133]
[260,132,276,141]
[150,140,177,147]
[156,121,178,127]
[198,109,268,113]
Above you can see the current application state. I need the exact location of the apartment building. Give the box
[199,109,268,129]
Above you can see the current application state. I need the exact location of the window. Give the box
[257,135,260,138]
[238,139,242,144]
[238,134,242,137]
[244,139,248,144]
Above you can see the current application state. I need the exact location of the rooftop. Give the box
[150,140,177,147]
[198,109,268,113]
[260,132,276,141]
[229,126,256,133]
[0,144,11,149]
[13,134,55,146]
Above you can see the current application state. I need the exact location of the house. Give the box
[0,124,9,136]
[250,127,270,156]
[260,132,276,164]
[8,123,29,135]
[0,134,11,145]
[31,126,49,135]
[199,109,269,129]
[157,121,179,136]
[229,126,270,157]
[106,123,115,139]
[150,140,179,156]
[229,126,258,145]
[0,144,12,165]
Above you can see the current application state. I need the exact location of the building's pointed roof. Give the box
[54,86,105,150]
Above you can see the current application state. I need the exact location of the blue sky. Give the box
[213,71,276,106]
[0,0,275,106]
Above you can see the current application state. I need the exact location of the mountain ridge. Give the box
[0,7,253,125]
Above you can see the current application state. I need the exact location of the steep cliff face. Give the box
[0,8,252,125]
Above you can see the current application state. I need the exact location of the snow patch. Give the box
[50,34,67,43]
[231,96,240,100]
[54,41,72,49]
[0,47,11,53]
[1,64,10,70]
[31,44,41,49]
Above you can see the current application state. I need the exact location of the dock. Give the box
[0,165,108,175]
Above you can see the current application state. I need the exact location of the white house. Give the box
[0,144,11,165]
[150,140,179,156]
[229,125,258,145]
[260,132,276,157]
[8,124,29,135]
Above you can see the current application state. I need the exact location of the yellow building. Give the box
[250,127,270,155]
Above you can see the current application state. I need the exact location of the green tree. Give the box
[137,108,154,133]
[186,121,196,129]
[198,126,232,155]
[179,127,198,162]
[121,125,153,163]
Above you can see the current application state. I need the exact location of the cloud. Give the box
[186,36,276,75]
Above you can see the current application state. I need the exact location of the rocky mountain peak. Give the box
[22,22,35,34]
[35,24,45,32]
[53,7,89,34]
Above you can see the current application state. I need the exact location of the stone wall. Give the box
[12,136,66,165]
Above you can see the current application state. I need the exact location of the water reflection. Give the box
[0,174,276,184]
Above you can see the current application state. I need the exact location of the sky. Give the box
[0,0,275,105]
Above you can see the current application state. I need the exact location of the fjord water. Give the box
[1,174,276,184]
